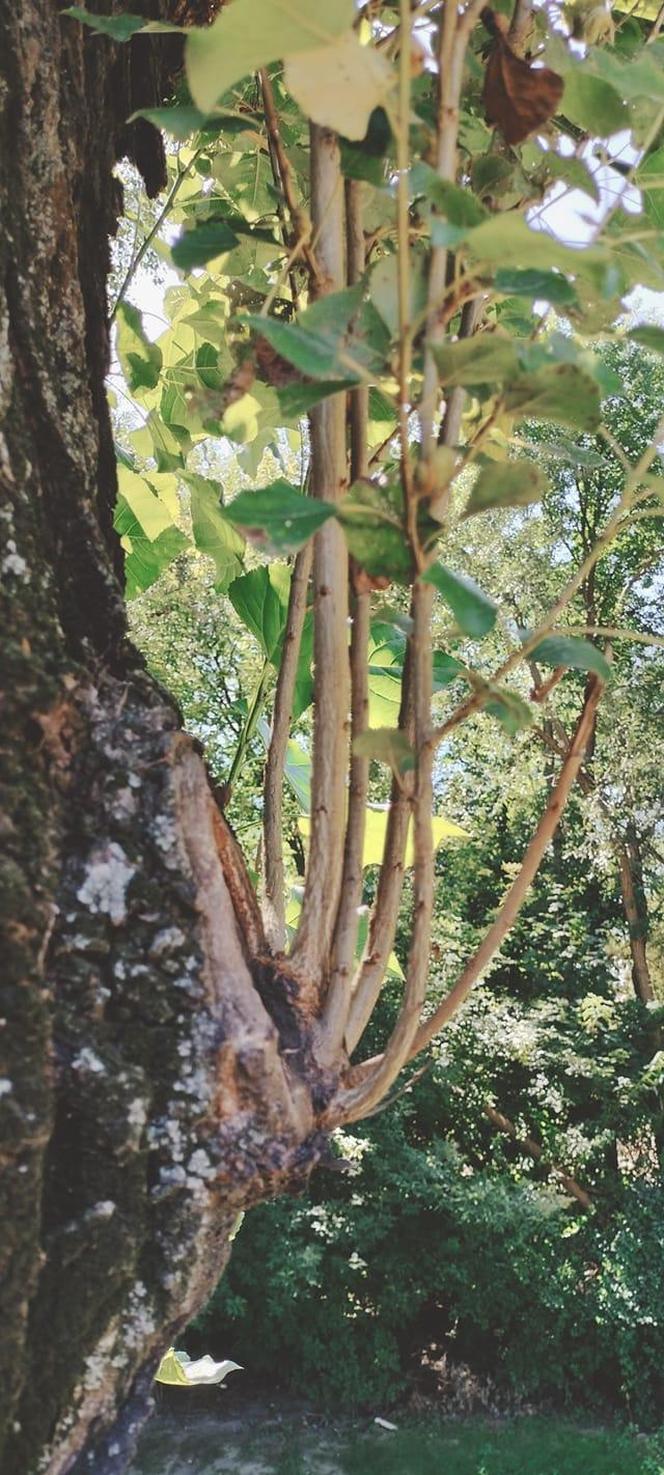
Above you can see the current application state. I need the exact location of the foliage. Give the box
[197,1088,664,1423]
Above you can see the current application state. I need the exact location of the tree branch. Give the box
[409,675,604,1056]
[322,180,371,1058]
[483,1105,592,1210]
[289,126,349,985]
[262,542,313,951]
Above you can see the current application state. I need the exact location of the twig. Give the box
[483,1105,592,1210]
[110,147,204,321]
[410,676,603,1055]
[259,69,321,290]
[262,542,313,951]
[290,126,350,985]
[226,659,272,795]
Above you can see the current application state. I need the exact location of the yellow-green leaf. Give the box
[186,0,354,114]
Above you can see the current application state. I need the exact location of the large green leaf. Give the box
[114,470,189,598]
[529,634,611,680]
[422,564,497,638]
[63,7,182,40]
[503,364,602,431]
[561,71,627,136]
[228,564,291,662]
[464,461,548,516]
[116,303,162,397]
[186,0,354,113]
[172,220,239,272]
[223,480,335,556]
[494,268,578,308]
[434,334,519,389]
[628,325,664,356]
[338,479,414,586]
[465,215,605,276]
[637,146,664,229]
[370,254,428,339]
[353,728,415,776]
[243,285,380,383]
[185,475,245,592]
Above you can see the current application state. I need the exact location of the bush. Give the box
[195,1095,664,1423]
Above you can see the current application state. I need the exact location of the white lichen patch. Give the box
[187,1148,215,1181]
[72,1047,105,1075]
[2,539,29,580]
[76,841,135,926]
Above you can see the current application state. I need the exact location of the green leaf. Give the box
[484,688,533,736]
[185,475,245,592]
[115,302,162,397]
[561,71,627,137]
[243,285,380,383]
[359,804,467,869]
[223,480,335,555]
[276,380,355,419]
[433,651,465,689]
[494,268,578,308]
[171,220,239,271]
[503,364,602,431]
[186,0,354,113]
[422,564,497,638]
[637,146,664,229]
[128,106,231,141]
[352,727,415,777]
[338,479,414,586]
[529,635,611,680]
[228,564,291,662]
[464,461,548,516]
[370,254,428,339]
[465,215,605,276]
[63,7,182,41]
[283,736,312,811]
[114,475,189,599]
[627,325,664,355]
[434,334,519,389]
[410,165,488,227]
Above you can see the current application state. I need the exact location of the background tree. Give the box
[2,2,664,1472]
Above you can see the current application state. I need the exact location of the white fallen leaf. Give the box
[285,32,395,140]
[180,1354,243,1386]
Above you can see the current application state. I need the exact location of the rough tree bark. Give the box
[0,7,327,1472]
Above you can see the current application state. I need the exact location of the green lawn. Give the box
[131,1414,663,1475]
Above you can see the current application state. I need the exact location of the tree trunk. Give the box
[617,822,655,1006]
[0,8,325,1472]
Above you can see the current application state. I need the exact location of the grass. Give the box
[131,1414,663,1475]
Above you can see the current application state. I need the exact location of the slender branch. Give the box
[410,676,603,1056]
[289,126,350,984]
[110,147,204,321]
[483,1105,592,1210]
[322,180,371,1058]
[259,69,322,290]
[226,659,272,795]
[344,649,414,1054]
[262,542,313,951]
